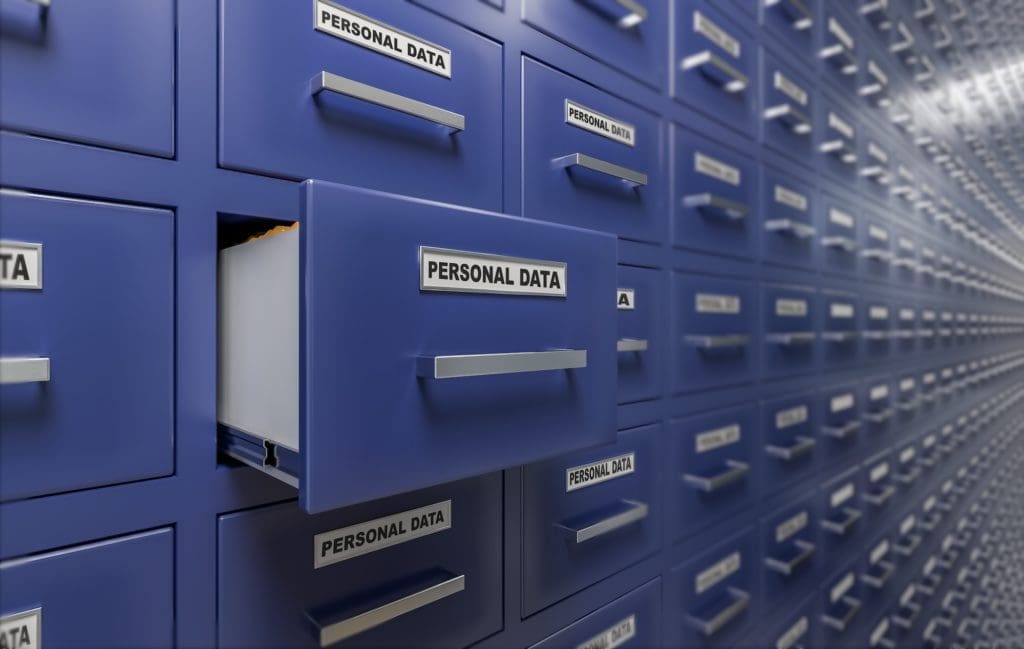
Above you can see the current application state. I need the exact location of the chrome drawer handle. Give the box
[864,485,896,507]
[416,350,586,379]
[313,573,465,647]
[897,398,920,412]
[576,0,648,27]
[822,330,858,343]
[819,139,857,163]
[764,539,816,576]
[859,164,889,180]
[765,0,813,29]
[765,331,816,346]
[890,22,915,53]
[863,407,894,423]
[822,596,861,632]
[683,193,748,220]
[894,467,921,485]
[918,513,940,532]
[311,71,465,132]
[683,460,749,493]
[684,334,749,350]
[894,533,922,557]
[861,560,895,589]
[764,103,812,134]
[892,601,922,629]
[553,153,648,187]
[822,420,860,439]
[764,218,816,239]
[860,248,893,262]
[0,357,50,385]
[862,330,891,341]
[821,235,857,252]
[685,588,749,636]
[822,507,861,536]
[681,51,749,93]
[819,44,857,75]
[558,499,649,544]
[765,435,816,462]
[617,338,649,353]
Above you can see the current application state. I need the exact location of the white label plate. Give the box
[694,152,741,186]
[617,288,635,310]
[774,185,808,211]
[695,293,741,314]
[775,510,808,543]
[831,393,854,412]
[0,241,42,290]
[314,500,451,568]
[776,616,808,649]
[0,609,41,649]
[576,615,636,649]
[775,405,808,429]
[695,551,741,594]
[420,247,566,297]
[694,11,740,58]
[695,424,741,453]
[566,453,636,492]
[775,298,808,317]
[774,71,807,106]
[314,1,451,78]
[565,100,636,147]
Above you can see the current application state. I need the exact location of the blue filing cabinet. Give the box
[3,0,1024,647]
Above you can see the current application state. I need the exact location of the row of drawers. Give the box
[2,185,1021,511]
[4,388,1018,649]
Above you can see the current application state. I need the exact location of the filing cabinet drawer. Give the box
[666,529,757,647]
[0,191,173,502]
[818,469,865,561]
[762,285,818,378]
[522,424,661,616]
[761,498,820,604]
[862,378,894,438]
[0,0,174,156]
[762,56,816,163]
[669,405,757,539]
[219,0,502,210]
[820,193,860,276]
[821,291,860,366]
[762,0,816,59]
[528,579,661,649]
[673,275,756,392]
[818,561,867,649]
[674,1,756,135]
[862,299,893,360]
[218,474,502,649]
[673,129,755,258]
[0,528,173,649]
[894,306,919,356]
[522,58,665,244]
[817,12,858,93]
[218,182,617,513]
[820,384,861,464]
[862,452,898,517]
[762,170,816,268]
[858,132,892,202]
[817,95,858,181]
[762,393,818,492]
[616,266,665,405]
[860,218,893,282]
[521,0,667,90]
[861,532,897,599]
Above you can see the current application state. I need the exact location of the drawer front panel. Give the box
[528,579,661,649]
[220,0,503,210]
[0,192,173,502]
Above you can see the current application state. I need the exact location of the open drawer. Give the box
[218,181,618,513]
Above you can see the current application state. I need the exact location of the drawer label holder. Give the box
[576,615,636,649]
[617,288,635,310]
[566,452,636,492]
[314,500,452,568]
[565,100,636,147]
[314,0,452,78]
[0,608,41,649]
[420,247,566,297]
[0,241,42,290]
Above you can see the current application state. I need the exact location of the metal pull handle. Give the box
[764,104,812,134]
[312,573,465,647]
[862,330,891,341]
[617,338,649,353]
[765,0,812,29]
[864,485,896,507]
[765,539,816,576]
[914,0,935,21]
[821,235,857,252]
[822,596,862,632]
[819,44,857,75]
[681,51,749,93]
[766,436,816,462]
[0,357,51,384]
[863,407,894,423]
[576,0,647,27]
[861,560,895,589]
[894,466,921,485]
[820,139,857,164]
[683,460,749,493]
[683,193,748,221]
[685,588,750,636]
[892,601,922,628]
[311,71,465,132]
[861,249,893,262]
[765,331,816,346]
[859,165,890,181]
[897,398,920,412]
[918,513,940,532]
[553,153,648,187]
[890,22,915,53]
[417,350,586,379]
[891,258,917,269]
[557,499,649,544]
[894,533,922,557]
[684,334,750,350]
[822,330,858,343]
[765,219,816,239]
[822,420,861,439]
[822,507,862,536]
